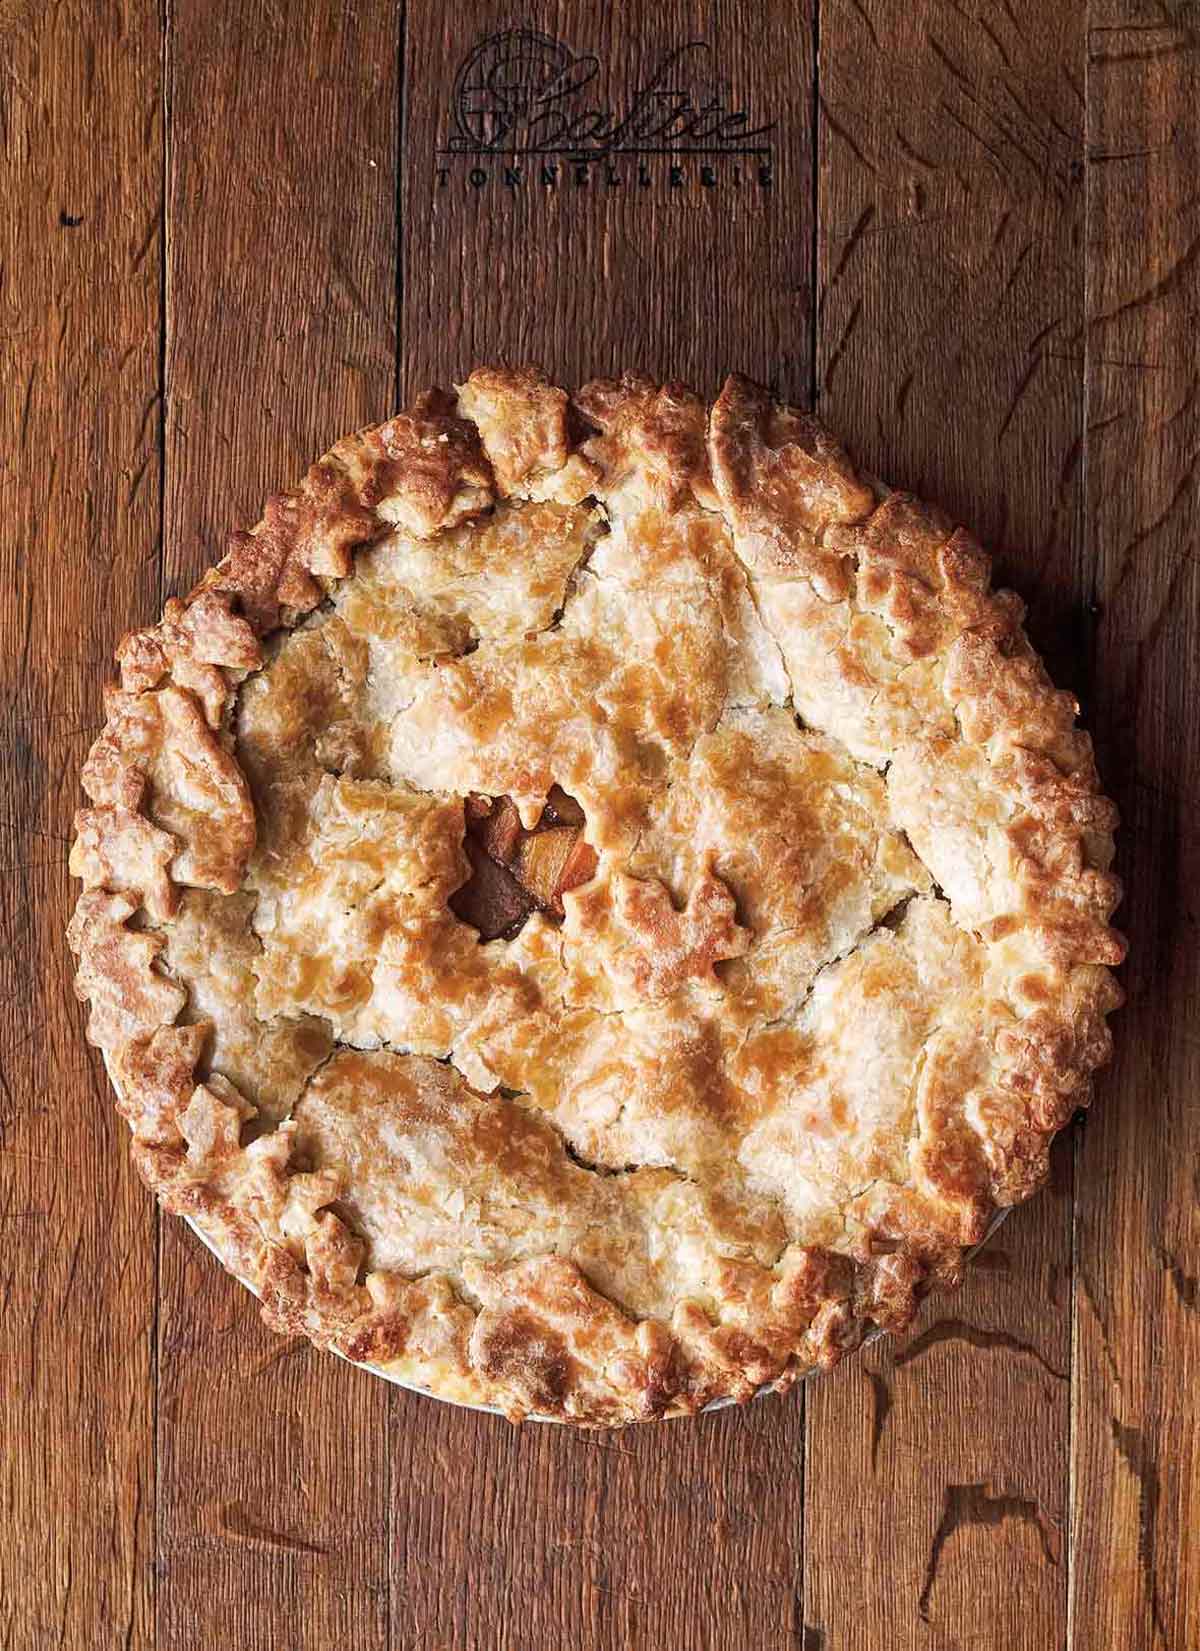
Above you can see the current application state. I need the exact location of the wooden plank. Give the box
[155,5,398,1647]
[391,8,815,1647]
[803,4,1088,1644]
[388,1393,806,1648]
[0,4,163,1647]
[162,0,400,596]
[1073,5,1200,1645]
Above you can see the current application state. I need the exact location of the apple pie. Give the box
[68,368,1125,1423]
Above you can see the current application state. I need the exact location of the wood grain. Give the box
[1074,4,1200,1645]
[400,1,814,399]
[162,0,400,598]
[388,1395,806,1648]
[1,1,1198,1646]
[155,4,397,1647]
[803,4,1086,1645]
[0,3,163,1645]
[390,8,816,1647]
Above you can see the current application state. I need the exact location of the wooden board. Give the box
[0,5,163,1645]
[1074,5,1200,1645]
[391,10,814,1647]
[1,1,1197,1646]
[154,4,397,1648]
[803,4,1084,1643]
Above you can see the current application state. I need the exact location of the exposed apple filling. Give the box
[451,785,599,940]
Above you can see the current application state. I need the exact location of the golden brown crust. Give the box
[709,372,876,595]
[575,371,714,510]
[70,366,1124,1424]
[457,364,590,501]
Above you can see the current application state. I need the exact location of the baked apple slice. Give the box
[456,787,598,932]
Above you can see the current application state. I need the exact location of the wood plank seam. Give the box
[809,0,822,414]
[154,1,173,1638]
[387,6,407,1645]
[1066,13,1092,1644]
[800,4,822,1644]
[395,0,408,410]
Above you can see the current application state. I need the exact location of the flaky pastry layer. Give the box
[69,368,1124,1424]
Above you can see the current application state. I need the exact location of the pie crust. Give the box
[68,369,1125,1424]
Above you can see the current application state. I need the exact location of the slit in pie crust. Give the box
[68,368,1125,1424]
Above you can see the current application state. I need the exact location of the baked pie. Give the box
[68,368,1125,1424]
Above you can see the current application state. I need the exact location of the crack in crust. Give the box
[68,365,1125,1425]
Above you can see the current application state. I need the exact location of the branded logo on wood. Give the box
[438,28,776,195]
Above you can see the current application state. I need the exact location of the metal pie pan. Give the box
[181,1207,1010,1423]
[106,1053,1009,1422]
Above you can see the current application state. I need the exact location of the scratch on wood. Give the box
[137,390,162,447]
[972,6,1014,71]
[894,1317,1067,1379]
[1131,547,1198,675]
[1160,374,1200,430]
[590,1580,646,1609]
[996,349,1042,442]
[1049,350,1169,370]
[843,0,879,52]
[244,1335,307,1377]
[1002,76,1074,149]
[1076,1269,1121,1386]
[572,1434,638,1458]
[217,1500,328,1557]
[1109,1423,1168,1645]
[940,100,1009,175]
[1056,432,1083,497]
[129,212,159,275]
[894,368,915,421]
[61,1234,84,1300]
[894,128,936,171]
[122,1477,142,1651]
[866,1368,892,1469]
[824,204,876,299]
[1107,454,1200,599]
[1090,38,1197,66]
[1089,143,1174,164]
[1086,410,1129,440]
[818,94,878,175]
[126,451,152,509]
[928,34,975,99]
[1089,228,1200,331]
[998,240,1034,301]
[55,1545,74,1649]
[1157,1245,1199,1313]
[918,1482,1061,1621]
[822,297,862,394]
[19,366,37,444]
[1089,19,1192,35]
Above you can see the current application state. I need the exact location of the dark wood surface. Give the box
[1,2,1196,1646]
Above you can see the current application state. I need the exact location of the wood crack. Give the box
[216,1500,328,1557]
[918,1481,1061,1621]
[894,1316,1067,1379]
[1109,1423,1168,1646]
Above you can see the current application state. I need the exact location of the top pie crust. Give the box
[68,368,1125,1424]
